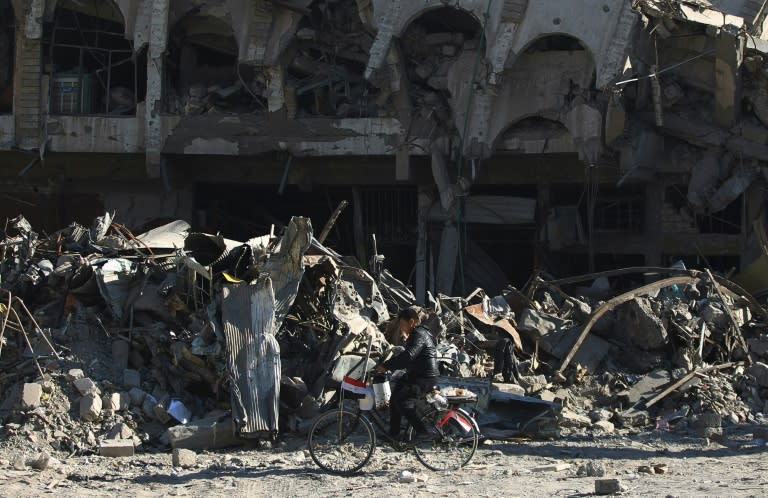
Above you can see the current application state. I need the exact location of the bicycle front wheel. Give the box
[408,407,479,471]
[308,409,376,474]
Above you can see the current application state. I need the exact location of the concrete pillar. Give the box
[13,0,43,151]
[714,32,740,128]
[644,182,664,266]
[145,0,169,177]
[436,221,458,295]
[414,186,431,304]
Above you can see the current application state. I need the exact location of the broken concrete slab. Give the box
[80,394,102,422]
[517,309,558,338]
[73,378,99,396]
[172,448,197,468]
[100,439,135,457]
[626,369,671,406]
[20,383,42,409]
[618,297,669,350]
[540,326,612,372]
[748,362,768,387]
[595,479,623,495]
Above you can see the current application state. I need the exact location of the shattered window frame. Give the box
[43,1,145,117]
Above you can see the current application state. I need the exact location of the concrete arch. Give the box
[397,5,483,39]
[492,115,573,152]
[505,0,637,88]
[46,0,127,33]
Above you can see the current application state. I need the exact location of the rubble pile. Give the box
[4,211,768,459]
[0,212,516,457]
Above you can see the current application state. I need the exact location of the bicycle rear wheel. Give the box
[408,407,479,471]
[308,409,376,474]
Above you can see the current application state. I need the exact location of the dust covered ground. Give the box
[0,428,767,497]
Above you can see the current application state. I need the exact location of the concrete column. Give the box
[13,0,43,151]
[714,32,740,128]
[644,182,664,266]
[436,221,458,295]
[145,0,169,177]
[414,186,431,304]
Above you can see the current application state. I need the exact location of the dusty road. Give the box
[1,428,767,497]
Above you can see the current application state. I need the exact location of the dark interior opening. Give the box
[43,0,146,115]
[0,0,13,113]
[193,183,417,281]
[283,0,385,118]
[400,7,481,125]
[165,15,263,115]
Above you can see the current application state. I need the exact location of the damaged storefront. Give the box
[3,0,768,467]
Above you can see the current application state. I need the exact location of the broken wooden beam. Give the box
[556,276,703,375]
[644,362,736,409]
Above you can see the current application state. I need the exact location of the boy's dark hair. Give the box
[397,307,420,322]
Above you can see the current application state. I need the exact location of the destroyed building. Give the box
[1,0,768,301]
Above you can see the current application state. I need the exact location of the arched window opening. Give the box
[282,0,388,118]
[165,15,259,115]
[43,0,145,115]
[0,0,15,113]
[400,7,482,124]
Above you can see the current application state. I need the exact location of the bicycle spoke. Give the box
[308,410,376,474]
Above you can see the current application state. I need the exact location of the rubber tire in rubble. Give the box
[308,409,376,475]
[407,407,479,471]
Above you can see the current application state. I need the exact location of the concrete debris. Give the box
[172,448,197,469]
[595,479,624,495]
[100,439,135,458]
[2,208,768,465]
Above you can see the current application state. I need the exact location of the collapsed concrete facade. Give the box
[1,0,768,300]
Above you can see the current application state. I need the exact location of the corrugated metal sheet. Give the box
[220,217,312,437]
[222,277,281,436]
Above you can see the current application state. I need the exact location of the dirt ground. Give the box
[0,427,767,497]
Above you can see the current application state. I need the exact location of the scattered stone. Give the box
[589,409,613,422]
[123,369,141,389]
[40,380,55,394]
[397,470,422,483]
[66,369,84,381]
[106,422,135,440]
[100,439,135,457]
[28,452,59,471]
[518,375,548,393]
[128,387,147,406]
[595,478,624,495]
[653,463,668,474]
[20,383,43,409]
[748,362,768,388]
[103,392,129,412]
[73,378,99,396]
[172,448,197,468]
[559,408,592,428]
[593,420,615,433]
[80,394,102,422]
[577,460,606,477]
[11,455,26,470]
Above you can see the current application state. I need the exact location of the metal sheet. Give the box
[262,217,313,326]
[222,277,281,436]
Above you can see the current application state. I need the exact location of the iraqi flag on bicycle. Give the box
[342,376,373,396]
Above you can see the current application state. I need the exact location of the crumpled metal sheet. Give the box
[134,220,191,249]
[94,258,137,320]
[222,276,281,436]
[262,217,312,327]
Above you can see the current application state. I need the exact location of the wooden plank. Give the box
[644,362,736,408]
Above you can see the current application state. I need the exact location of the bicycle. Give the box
[307,341,480,475]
